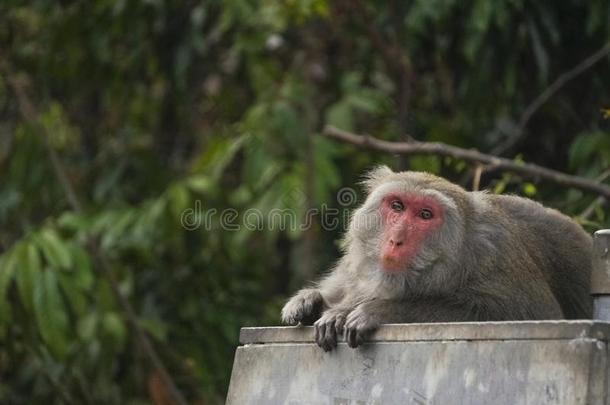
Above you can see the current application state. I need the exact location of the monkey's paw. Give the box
[314,308,349,352]
[344,302,382,348]
[281,289,324,326]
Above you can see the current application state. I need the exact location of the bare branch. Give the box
[0,58,189,405]
[472,165,483,192]
[323,125,610,200]
[579,197,606,221]
[578,169,610,220]
[492,42,610,155]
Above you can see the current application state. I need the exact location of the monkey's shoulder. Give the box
[479,193,590,244]
[482,194,566,221]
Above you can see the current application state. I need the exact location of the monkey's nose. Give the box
[390,238,404,247]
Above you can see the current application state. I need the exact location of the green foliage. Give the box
[0,0,609,403]
[569,132,610,176]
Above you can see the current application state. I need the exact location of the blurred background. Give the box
[1,0,610,403]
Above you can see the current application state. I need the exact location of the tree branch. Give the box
[323,125,610,200]
[472,164,483,192]
[578,169,610,220]
[1,66,83,212]
[492,42,610,155]
[0,58,188,405]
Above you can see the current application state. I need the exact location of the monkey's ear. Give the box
[361,165,394,193]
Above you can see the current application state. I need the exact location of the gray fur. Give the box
[281,167,593,351]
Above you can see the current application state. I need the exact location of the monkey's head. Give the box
[349,166,471,294]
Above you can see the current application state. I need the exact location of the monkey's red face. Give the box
[379,193,444,272]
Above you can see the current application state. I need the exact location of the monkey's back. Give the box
[489,194,593,318]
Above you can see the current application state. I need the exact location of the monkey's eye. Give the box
[390,200,404,212]
[419,209,433,220]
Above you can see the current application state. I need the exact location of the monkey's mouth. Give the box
[380,255,407,273]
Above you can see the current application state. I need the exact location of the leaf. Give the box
[493,180,506,194]
[139,318,168,341]
[102,312,127,348]
[100,210,135,250]
[40,102,79,150]
[35,229,73,270]
[57,271,87,316]
[0,248,18,300]
[57,211,90,233]
[325,101,353,131]
[34,270,69,359]
[0,251,18,326]
[77,312,98,341]
[521,182,537,197]
[186,175,215,194]
[242,136,281,190]
[569,132,610,170]
[594,205,606,222]
[472,0,493,32]
[71,246,94,291]
[167,183,191,219]
[15,242,41,312]
[346,89,384,113]
[191,134,247,181]
[270,101,308,148]
[93,160,127,202]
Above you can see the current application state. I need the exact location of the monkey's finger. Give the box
[324,320,337,351]
[296,307,308,324]
[295,311,305,324]
[315,323,326,348]
[350,329,359,348]
[355,330,365,347]
[334,315,346,334]
[346,328,359,348]
[345,310,361,327]
[321,337,334,352]
[345,328,352,346]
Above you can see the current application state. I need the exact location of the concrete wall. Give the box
[227,321,610,405]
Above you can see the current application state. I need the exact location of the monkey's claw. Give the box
[345,327,366,348]
[314,309,348,351]
[344,304,380,348]
[281,289,324,325]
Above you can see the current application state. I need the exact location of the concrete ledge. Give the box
[228,321,610,405]
[240,320,610,344]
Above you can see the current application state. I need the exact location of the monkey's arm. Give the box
[281,265,350,326]
[281,289,325,325]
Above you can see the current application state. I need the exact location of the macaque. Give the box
[281,166,593,351]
